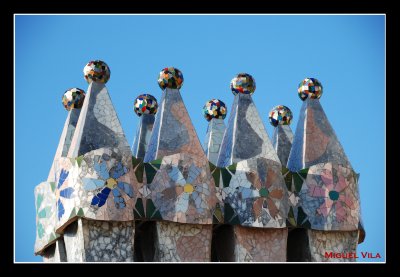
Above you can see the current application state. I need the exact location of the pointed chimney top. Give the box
[157,67,184,90]
[298,77,323,101]
[203,99,227,122]
[62,88,85,111]
[268,105,293,127]
[133,94,158,117]
[230,73,256,95]
[83,60,111,84]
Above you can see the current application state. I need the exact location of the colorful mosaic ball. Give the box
[158,67,184,90]
[133,94,158,116]
[83,60,111,84]
[268,105,293,127]
[298,77,323,100]
[230,73,256,95]
[203,99,227,121]
[62,88,85,111]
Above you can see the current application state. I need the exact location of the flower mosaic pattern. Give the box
[82,155,134,209]
[147,153,217,224]
[56,169,75,220]
[299,162,360,230]
[54,147,135,232]
[221,158,288,228]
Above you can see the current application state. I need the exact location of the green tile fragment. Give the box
[298,168,309,179]
[69,207,76,219]
[144,163,157,184]
[77,208,84,217]
[208,161,216,172]
[36,194,44,212]
[221,168,232,188]
[76,155,84,167]
[283,171,292,191]
[146,199,158,219]
[293,173,303,193]
[49,232,56,242]
[150,158,162,169]
[287,206,296,227]
[297,207,307,226]
[227,163,237,174]
[50,182,56,192]
[135,163,144,183]
[134,198,145,218]
[211,168,220,187]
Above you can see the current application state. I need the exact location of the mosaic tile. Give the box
[146,153,217,224]
[217,93,280,167]
[62,88,85,111]
[133,94,158,116]
[34,181,60,255]
[287,99,352,173]
[155,221,212,262]
[221,158,288,228]
[144,88,207,162]
[202,99,227,122]
[230,73,256,95]
[308,230,359,262]
[132,114,156,159]
[35,95,86,255]
[157,67,184,90]
[63,218,135,262]
[234,226,287,262]
[298,77,323,100]
[272,125,293,168]
[216,85,287,228]
[67,82,131,158]
[203,118,226,166]
[268,105,293,127]
[54,147,136,232]
[83,60,111,84]
[286,79,363,259]
[299,163,360,230]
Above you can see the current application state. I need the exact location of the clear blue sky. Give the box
[15,15,385,262]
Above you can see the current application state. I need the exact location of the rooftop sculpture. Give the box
[34,64,365,262]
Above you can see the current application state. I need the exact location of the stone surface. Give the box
[272,125,293,168]
[42,239,67,262]
[234,225,287,262]
[203,118,226,166]
[155,221,212,262]
[67,82,131,158]
[308,230,359,262]
[132,114,155,159]
[217,93,288,228]
[63,218,134,262]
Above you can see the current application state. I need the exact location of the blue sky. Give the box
[15,15,385,262]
